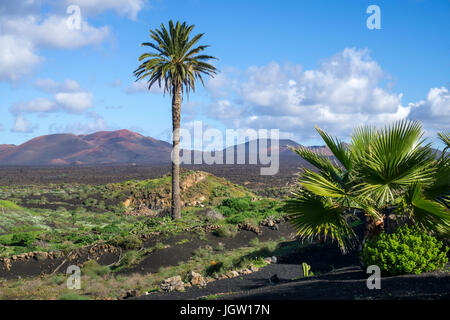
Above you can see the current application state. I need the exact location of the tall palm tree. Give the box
[134,20,218,219]
[284,120,450,253]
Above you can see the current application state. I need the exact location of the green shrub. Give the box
[225,211,258,224]
[361,226,449,276]
[114,250,142,270]
[217,197,284,225]
[219,197,252,215]
[11,232,37,247]
[58,293,91,300]
[99,223,121,235]
[66,233,100,245]
[82,198,97,207]
[82,260,110,278]
[211,186,231,198]
[214,225,238,238]
[109,234,142,250]
[0,200,22,210]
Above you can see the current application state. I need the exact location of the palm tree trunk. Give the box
[171,83,182,220]
[364,215,385,240]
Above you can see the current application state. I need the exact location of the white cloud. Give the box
[49,115,112,135]
[64,0,147,20]
[11,79,92,115]
[0,1,42,17]
[1,15,110,50]
[125,80,165,94]
[34,78,82,93]
[408,86,450,134]
[182,101,203,121]
[54,91,93,113]
[207,48,411,141]
[10,98,58,116]
[0,0,129,81]
[207,69,240,98]
[11,115,38,133]
[207,99,245,120]
[0,35,41,81]
[9,78,94,132]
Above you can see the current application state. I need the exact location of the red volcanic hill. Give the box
[220,139,333,165]
[0,130,173,166]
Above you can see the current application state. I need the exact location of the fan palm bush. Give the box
[284,120,450,253]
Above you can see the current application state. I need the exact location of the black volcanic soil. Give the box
[0,246,120,280]
[135,243,450,301]
[0,222,297,280]
[119,222,296,276]
[0,163,302,192]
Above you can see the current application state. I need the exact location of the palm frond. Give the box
[299,169,349,200]
[438,131,450,156]
[353,120,436,206]
[405,184,450,236]
[315,126,352,171]
[134,20,218,96]
[284,191,358,253]
[289,146,342,181]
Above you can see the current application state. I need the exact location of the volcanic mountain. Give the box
[0,130,173,166]
[181,139,332,165]
[0,130,333,166]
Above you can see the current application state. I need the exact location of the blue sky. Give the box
[0,0,449,147]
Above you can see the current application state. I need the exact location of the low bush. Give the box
[361,226,449,276]
[82,260,110,278]
[113,250,142,271]
[219,197,252,216]
[214,225,238,238]
[58,293,91,300]
[109,234,142,250]
[10,232,37,247]
[66,233,100,245]
[216,197,284,225]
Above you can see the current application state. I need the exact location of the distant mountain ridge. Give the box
[0,130,172,166]
[0,129,332,166]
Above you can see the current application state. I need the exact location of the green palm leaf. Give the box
[284,191,357,253]
[134,20,218,96]
[406,184,450,236]
[289,146,341,181]
[353,120,436,206]
[315,126,352,171]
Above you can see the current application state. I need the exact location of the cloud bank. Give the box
[0,0,147,81]
[206,48,447,142]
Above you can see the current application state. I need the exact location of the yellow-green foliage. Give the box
[0,200,22,210]
[361,226,449,275]
[120,171,254,207]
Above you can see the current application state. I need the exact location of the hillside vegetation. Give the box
[0,171,283,258]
